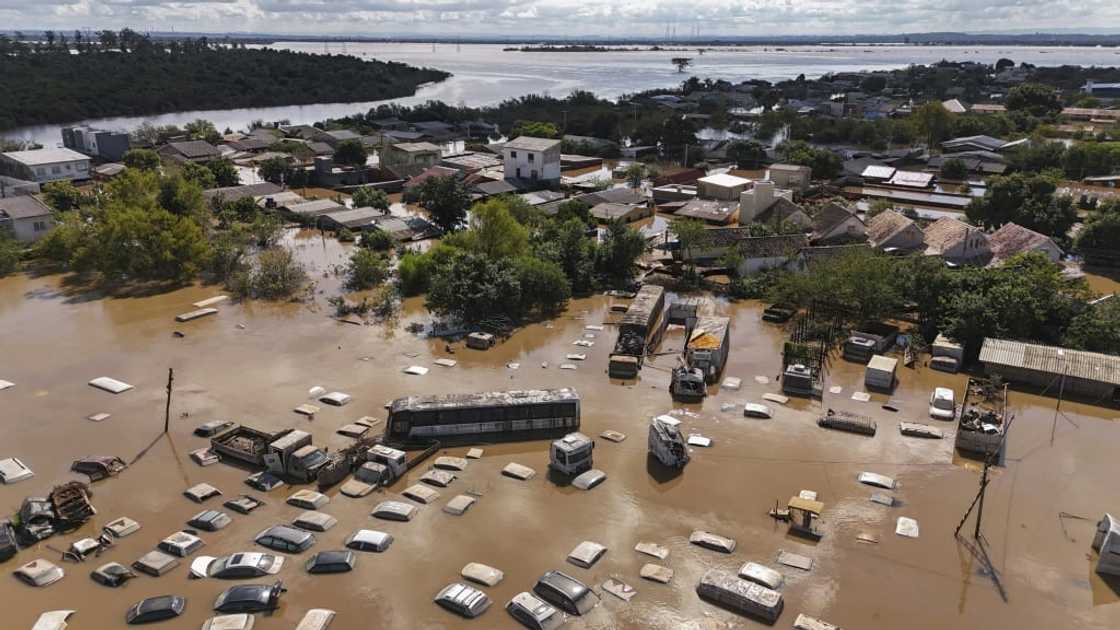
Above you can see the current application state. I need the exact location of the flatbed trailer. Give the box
[955,377,1008,456]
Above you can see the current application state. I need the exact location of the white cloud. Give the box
[1,0,1117,35]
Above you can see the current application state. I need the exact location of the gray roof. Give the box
[676,199,737,223]
[737,234,810,258]
[474,180,518,196]
[0,195,52,220]
[325,130,361,141]
[590,202,642,221]
[322,207,381,228]
[165,141,220,159]
[2,147,89,165]
[579,187,648,206]
[391,142,441,153]
[288,198,345,217]
[980,338,1120,386]
[203,182,282,203]
[504,136,562,152]
[391,388,578,414]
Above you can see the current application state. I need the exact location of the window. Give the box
[34,221,47,231]
[510,151,518,158]
[528,153,535,162]
[52,166,61,174]
[516,167,522,178]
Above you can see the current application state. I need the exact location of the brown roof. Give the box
[923,216,979,254]
[736,234,810,259]
[164,141,220,159]
[0,194,52,220]
[988,222,1059,262]
[812,202,860,234]
[866,210,916,245]
[756,197,810,225]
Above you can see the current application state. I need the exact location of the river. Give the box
[5,43,1120,147]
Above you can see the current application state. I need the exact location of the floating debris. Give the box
[88,377,133,394]
[189,448,219,467]
[502,462,536,481]
[566,353,587,361]
[541,362,549,369]
[319,391,351,406]
[175,307,218,322]
[567,541,607,568]
[899,421,944,439]
[829,386,843,395]
[572,340,594,347]
[0,380,13,391]
[777,550,813,571]
[794,613,840,630]
[856,532,880,544]
[506,362,520,370]
[559,363,577,370]
[465,448,484,459]
[870,492,896,507]
[635,542,669,560]
[754,376,770,384]
[600,430,627,443]
[857,472,896,489]
[687,434,712,447]
[722,377,742,391]
[896,516,920,538]
[434,358,458,368]
[192,295,228,309]
[294,403,319,417]
[640,563,674,584]
[585,324,605,331]
[762,393,789,405]
[602,577,637,601]
[403,366,429,376]
[444,495,476,515]
[851,391,871,402]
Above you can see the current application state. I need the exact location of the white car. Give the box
[929,387,956,420]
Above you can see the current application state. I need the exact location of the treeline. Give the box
[0,29,449,130]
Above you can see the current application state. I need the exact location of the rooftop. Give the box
[504,136,562,152]
[392,142,442,153]
[866,209,917,245]
[2,147,89,165]
[697,173,752,188]
[988,222,1060,263]
[887,170,935,189]
[0,195,52,220]
[676,198,738,223]
[165,141,220,159]
[980,338,1120,386]
[923,216,982,254]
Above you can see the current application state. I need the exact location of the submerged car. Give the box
[533,570,599,616]
[344,529,393,553]
[213,580,285,614]
[506,591,566,630]
[126,595,186,625]
[201,614,255,630]
[0,520,18,561]
[188,510,232,532]
[70,456,127,482]
[929,387,957,420]
[191,552,285,579]
[305,550,355,574]
[254,525,315,553]
[14,558,65,587]
[91,562,136,588]
[434,582,492,618]
[195,420,234,437]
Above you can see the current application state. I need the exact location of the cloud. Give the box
[1,0,1117,35]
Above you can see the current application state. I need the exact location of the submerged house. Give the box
[987,222,1062,266]
[923,217,991,266]
[979,338,1120,401]
[0,195,55,242]
[866,210,925,252]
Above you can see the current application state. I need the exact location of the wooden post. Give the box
[164,368,174,434]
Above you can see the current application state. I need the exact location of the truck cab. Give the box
[264,431,330,483]
[365,444,408,484]
[549,432,594,476]
[648,415,689,468]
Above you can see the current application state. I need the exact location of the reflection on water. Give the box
[6,43,1120,145]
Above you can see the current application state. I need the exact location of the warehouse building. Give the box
[979,338,1120,403]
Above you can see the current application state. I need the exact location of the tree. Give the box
[727,140,767,169]
[510,120,559,138]
[417,175,470,233]
[866,199,894,219]
[0,233,20,277]
[258,157,292,185]
[779,140,841,179]
[596,219,646,286]
[1076,211,1120,253]
[994,58,1015,72]
[1065,299,1120,355]
[1006,83,1062,118]
[231,247,307,300]
[465,198,529,259]
[207,160,240,187]
[224,197,259,223]
[940,158,969,181]
[344,248,390,291]
[624,163,646,189]
[672,217,707,281]
[555,199,592,226]
[179,161,217,189]
[333,139,368,168]
[672,57,692,73]
[360,229,393,251]
[42,181,85,212]
[123,148,161,171]
[158,173,207,224]
[966,172,1076,238]
[426,252,522,323]
[768,248,903,324]
[913,101,953,147]
[89,202,211,283]
[514,256,570,316]
[184,119,221,144]
[351,186,390,212]
[861,75,887,93]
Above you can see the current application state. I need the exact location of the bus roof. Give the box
[390,388,580,414]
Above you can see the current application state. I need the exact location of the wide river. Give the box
[5,43,1120,146]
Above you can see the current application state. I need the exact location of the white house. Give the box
[0,195,55,242]
[0,147,91,184]
[503,136,561,184]
[696,173,751,201]
[767,164,812,192]
[924,216,991,266]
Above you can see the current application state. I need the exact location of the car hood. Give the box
[191,556,217,578]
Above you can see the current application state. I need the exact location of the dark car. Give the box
[194,420,234,437]
[305,550,355,574]
[532,570,599,616]
[245,472,285,492]
[126,595,186,624]
[92,561,137,588]
[0,520,18,561]
[188,510,232,532]
[213,580,286,614]
[254,525,315,553]
[70,456,127,482]
[434,582,492,619]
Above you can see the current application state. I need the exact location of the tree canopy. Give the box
[965,172,1077,239]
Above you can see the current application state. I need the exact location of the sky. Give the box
[1,0,1118,38]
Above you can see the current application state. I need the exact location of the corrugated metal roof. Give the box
[980,338,1120,386]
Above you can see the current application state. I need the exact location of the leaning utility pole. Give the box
[163,368,174,434]
[954,413,1014,601]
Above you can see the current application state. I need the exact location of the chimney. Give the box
[739,180,775,223]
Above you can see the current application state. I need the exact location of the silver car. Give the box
[190,552,285,579]
[435,582,492,618]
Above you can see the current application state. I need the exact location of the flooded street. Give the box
[1,261,1119,629]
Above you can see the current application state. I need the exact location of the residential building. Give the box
[503,136,562,184]
[1081,81,1120,98]
[0,147,91,183]
[739,181,794,223]
[202,182,283,206]
[157,141,221,164]
[767,164,812,193]
[987,222,1062,266]
[697,173,752,201]
[941,99,968,114]
[0,175,39,198]
[0,195,55,242]
[681,228,806,272]
[284,198,347,221]
[886,170,935,189]
[971,103,1007,115]
[810,202,866,245]
[940,135,1012,153]
[589,202,652,224]
[321,129,362,147]
[866,210,925,252]
[319,207,381,231]
[62,126,131,162]
[674,198,738,225]
[381,142,442,171]
[923,216,991,265]
[754,197,812,230]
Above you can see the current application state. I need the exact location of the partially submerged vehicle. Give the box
[777,497,824,539]
[190,553,285,580]
[817,409,877,436]
[31,610,74,630]
[201,614,255,630]
[929,387,957,420]
[443,495,476,515]
[125,596,186,625]
[254,526,315,553]
[609,285,667,378]
[188,510,232,532]
[132,551,180,577]
[762,304,796,323]
[14,558,65,587]
[435,582,492,618]
[506,591,565,630]
[689,530,737,553]
[461,562,504,587]
[103,516,141,538]
[195,420,234,437]
[696,569,783,623]
[842,322,899,363]
[245,472,285,492]
[287,489,329,510]
[91,562,136,588]
[502,463,537,481]
[292,511,338,532]
[670,366,707,403]
[533,570,599,616]
[344,529,393,553]
[782,363,823,398]
[1093,513,1120,576]
[224,495,264,515]
[305,550,355,574]
[184,483,222,503]
[385,388,580,445]
[158,531,205,557]
[743,403,773,419]
[571,469,606,491]
[857,472,896,489]
[371,500,416,522]
[212,426,349,487]
[548,432,594,476]
[0,457,34,484]
[738,562,784,590]
[648,415,689,468]
[295,610,336,630]
[213,581,286,614]
[685,316,731,383]
[0,520,18,561]
[956,377,1009,457]
[566,541,607,569]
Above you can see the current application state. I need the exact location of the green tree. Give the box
[538,218,597,294]
[360,229,393,251]
[913,101,953,148]
[89,202,211,282]
[333,139,368,168]
[1076,211,1120,253]
[158,173,208,224]
[206,225,251,282]
[417,175,470,233]
[624,163,646,189]
[866,199,894,219]
[122,148,161,171]
[0,233,20,276]
[184,119,221,144]
[514,256,570,316]
[231,247,307,300]
[224,197,259,223]
[727,140,767,169]
[258,157,291,185]
[426,252,522,323]
[351,186,390,212]
[1006,83,1062,118]
[42,181,85,212]
[554,199,592,226]
[465,198,529,259]
[1064,299,1120,355]
[940,158,969,181]
[344,248,390,291]
[510,120,559,138]
[207,160,240,187]
[672,216,707,284]
[966,172,1076,238]
[179,161,217,189]
[596,219,646,286]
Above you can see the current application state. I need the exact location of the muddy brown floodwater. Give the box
[1,251,1119,629]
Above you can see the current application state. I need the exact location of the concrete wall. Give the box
[984,364,1117,401]
[5,214,55,243]
[504,146,561,182]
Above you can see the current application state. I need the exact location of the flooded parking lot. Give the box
[1,262,1119,629]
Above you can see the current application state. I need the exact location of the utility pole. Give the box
[163,368,174,434]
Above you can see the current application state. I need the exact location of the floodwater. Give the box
[2,250,1120,629]
[6,43,1120,145]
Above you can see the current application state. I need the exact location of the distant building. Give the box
[0,195,55,242]
[810,202,866,245]
[62,126,131,162]
[503,136,561,184]
[987,222,1062,266]
[1081,81,1120,98]
[0,175,40,198]
[589,202,652,224]
[674,198,738,225]
[696,173,751,201]
[0,147,91,183]
[980,338,1120,400]
[941,99,968,114]
[940,135,1013,153]
[380,142,442,172]
[739,181,799,224]
[320,129,362,147]
[923,216,991,266]
[766,164,811,193]
[866,210,925,252]
[157,141,221,164]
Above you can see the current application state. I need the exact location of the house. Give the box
[285,198,347,221]
[675,198,738,225]
[971,104,1007,115]
[368,215,442,241]
[866,210,925,252]
[62,126,131,162]
[1081,81,1120,98]
[810,202,866,245]
[381,142,443,172]
[321,129,362,147]
[735,234,810,274]
[589,202,652,224]
[92,163,127,180]
[767,164,812,193]
[0,148,91,184]
[940,135,1012,153]
[755,197,812,230]
[980,338,1120,400]
[696,173,752,201]
[473,179,519,198]
[987,222,1062,266]
[411,121,457,140]
[0,195,55,242]
[319,207,381,231]
[923,216,991,265]
[202,182,283,206]
[403,165,461,199]
[0,175,40,198]
[740,181,794,223]
[860,164,897,183]
[941,99,968,114]
[441,152,502,173]
[886,170,935,189]
[503,136,562,184]
[795,243,872,270]
[157,141,221,164]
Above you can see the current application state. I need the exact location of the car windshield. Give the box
[298,450,329,469]
[934,396,954,410]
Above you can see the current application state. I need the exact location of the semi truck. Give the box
[211,427,350,487]
[608,285,667,379]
